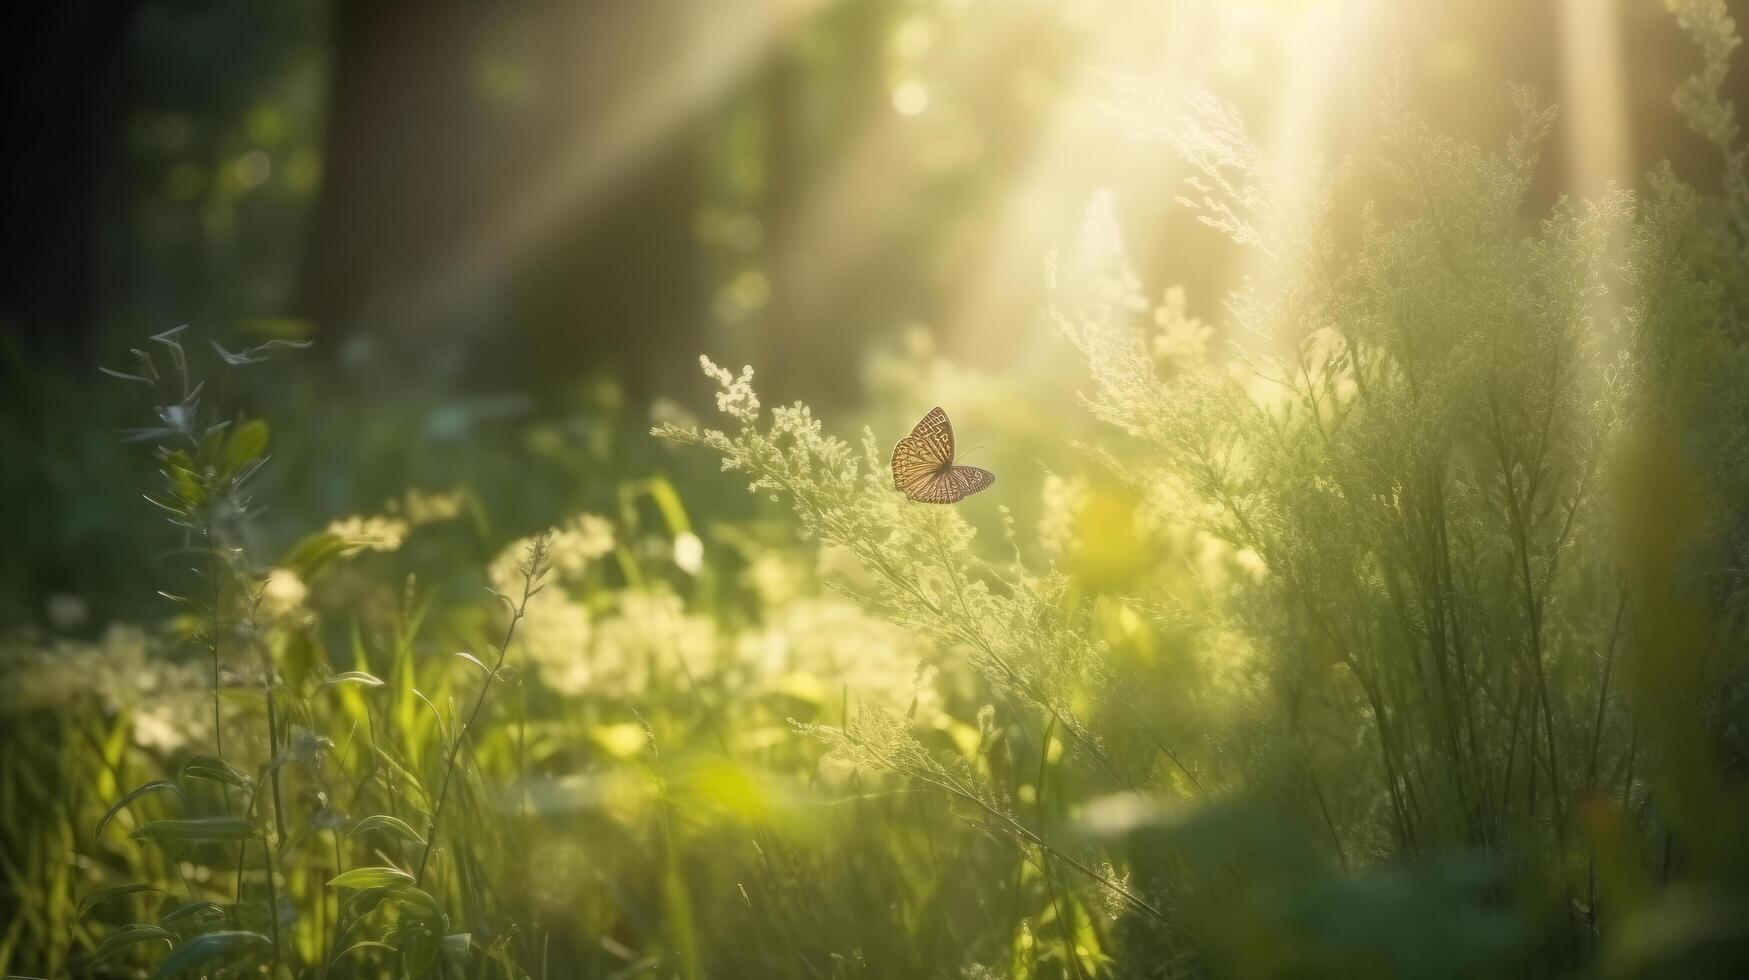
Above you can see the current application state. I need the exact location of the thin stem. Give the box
[1151,734,1209,801]
[1584,591,1629,790]
[236,780,261,903]
[863,742,1168,923]
[1035,716,1088,980]
[260,828,282,974]
[414,540,545,887]
[1489,396,1564,829]
[248,594,288,850]
[321,826,342,978]
[1308,769,1349,872]
[518,680,529,826]
[205,519,231,818]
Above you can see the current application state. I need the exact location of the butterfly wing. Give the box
[892,407,955,494]
[947,465,995,498]
[906,465,995,504]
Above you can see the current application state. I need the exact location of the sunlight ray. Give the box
[395,0,833,329]
[1557,0,1632,201]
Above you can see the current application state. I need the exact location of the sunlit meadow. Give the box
[4,1,1749,978]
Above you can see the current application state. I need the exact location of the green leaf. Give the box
[77,883,161,921]
[97,780,187,841]
[163,450,203,507]
[410,687,448,744]
[153,930,269,978]
[454,650,491,675]
[346,814,426,846]
[368,746,430,809]
[342,886,395,921]
[92,923,175,964]
[394,887,443,923]
[222,419,269,475]
[330,939,399,963]
[179,755,251,790]
[320,670,385,691]
[327,866,414,890]
[159,900,227,927]
[130,817,256,845]
[640,475,693,535]
[400,927,440,975]
[200,425,227,465]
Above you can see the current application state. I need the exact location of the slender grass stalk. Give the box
[1034,715,1089,980]
[206,521,224,763]
[259,826,282,973]
[414,533,549,887]
[204,519,235,822]
[858,739,1170,923]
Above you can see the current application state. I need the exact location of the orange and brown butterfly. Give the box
[891,407,995,504]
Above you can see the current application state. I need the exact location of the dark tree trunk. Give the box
[296,0,514,349]
[298,0,707,404]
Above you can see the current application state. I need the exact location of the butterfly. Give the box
[891,407,996,504]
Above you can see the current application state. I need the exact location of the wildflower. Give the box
[326,514,409,553]
[492,514,613,593]
[547,514,615,579]
[590,591,718,696]
[517,590,593,695]
[259,568,308,620]
[673,531,705,575]
[2,625,208,751]
[132,704,193,753]
[738,597,939,715]
[400,487,465,526]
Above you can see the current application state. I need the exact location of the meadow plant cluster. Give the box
[3,2,1749,977]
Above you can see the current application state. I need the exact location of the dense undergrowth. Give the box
[5,2,1749,977]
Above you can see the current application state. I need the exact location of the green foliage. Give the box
[4,6,1749,979]
[656,13,1749,975]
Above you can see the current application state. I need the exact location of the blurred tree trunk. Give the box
[0,4,138,362]
[297,0,511,357]
[299,0,706,404]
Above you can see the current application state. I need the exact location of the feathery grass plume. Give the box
[656,357,1105,756]
[1056,36,1749,971]
[656,358,1147,918]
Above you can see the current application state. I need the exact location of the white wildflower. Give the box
[672,531,705,575]
[259,568,308,620]
[517,590,594,696]
[327,514,409,553]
